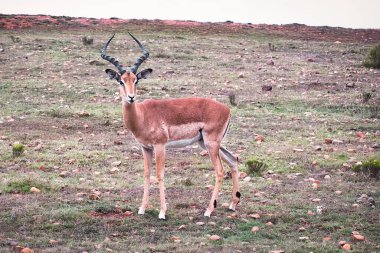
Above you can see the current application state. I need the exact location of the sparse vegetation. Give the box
[363,43,380,68]
[244,157,268,176]
[12,142,24,157]
[353,157,380,179]
[0,15,379,253]
[82,35,94,45]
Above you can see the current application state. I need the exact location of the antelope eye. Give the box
[119,81,124,86]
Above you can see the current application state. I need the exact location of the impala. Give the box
[100,33,240,219]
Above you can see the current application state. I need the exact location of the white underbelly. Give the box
[165,132,202,149]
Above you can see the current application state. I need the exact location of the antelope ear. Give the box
[105,69,121,82]
[136,68,153,80]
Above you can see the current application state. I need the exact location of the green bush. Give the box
[363,43,380,69]
[353,158,380,179]
[245,158,268,176]
[12,142,25,157]
[5,179,51,193]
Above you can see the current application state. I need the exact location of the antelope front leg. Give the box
[204,142,224,217]
[139,146,153,215]
[155,145,167,219]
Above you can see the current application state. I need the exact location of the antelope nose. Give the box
[127,95,135,103]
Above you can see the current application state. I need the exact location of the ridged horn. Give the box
[100,34,127,74]
[129,32,150,74]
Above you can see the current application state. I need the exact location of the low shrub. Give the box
[363,43,380,69]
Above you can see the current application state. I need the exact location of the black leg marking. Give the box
[236,191,241,199]
[213,200,217,208]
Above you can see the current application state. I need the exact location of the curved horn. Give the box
[100,34,127,74]
[129,32,150,74]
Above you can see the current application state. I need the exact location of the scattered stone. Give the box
[243,176,251,182]
[251,226,260,233]
[20,248,32,253]
[298,226,306,231]
[324,175,331,180]
[335,190,342,195]
[238,72,244,78]
[299,236,309,241]
[261,85,273,91]
[342,243,351,251]
[59,171,69,177]
[249,213,261,219]
[293,148,304,152]
[323,237,332,241]
[239,172,247,179]
[267,59,274,65]
[314,146,322,151]
[77,111,90,117]
[200,150,208,156]
[266,221,273,226]
[196,222,205,226]
[109,167,120,173]
[312,198,321,202]
[324,138,333,144]
[352,234,365,241]
[30,187,41,193]
[209,235,220,241]
[178,224,186,230]
[255,135,264,143]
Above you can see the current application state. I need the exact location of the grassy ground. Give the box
[0,19,379,252]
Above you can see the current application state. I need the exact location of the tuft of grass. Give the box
[12,142,25,157]
[353,157,380,179]
[4,178,52,194]
[244,157,268,176]
[82,36,94,45]
[363,43,380,69]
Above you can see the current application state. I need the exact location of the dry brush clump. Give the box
[82,36,94,45]
[363,43,380,69]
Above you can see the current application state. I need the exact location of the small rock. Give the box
[251,226,260,233]
[324,138,333,144]
[261,85,272,91]
[249,213,260,219]
[243,176,251,182]
[299,236,309,240]
[209,235,220,241]
[59,171,69,177]
[298,226,306,231]
[312,198,321,202]
[200,150,208,156]
[323,237,332,241]
[324,175,331,180]
[335,190,342,195]
[356,131,365,139]
[342,243,351,251]
[266,221,273,226]
[196,222,205,226]
[20,248,32,253]
[255,135,264,143]
[109,167,119,173]
[352,234,365,241]
[293,148,304,152]
[178,224,186,230]
[30,187,41,193]
[239,172,248,179]
[267,59,274,65]
[238,72,244,78]
[314,146,322,151]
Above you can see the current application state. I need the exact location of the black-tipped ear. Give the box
[105,69,121,82]
[136,68,153,81]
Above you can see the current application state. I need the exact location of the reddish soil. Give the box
[1,14,379,43]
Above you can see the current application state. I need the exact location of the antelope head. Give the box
[101,33,153,104]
